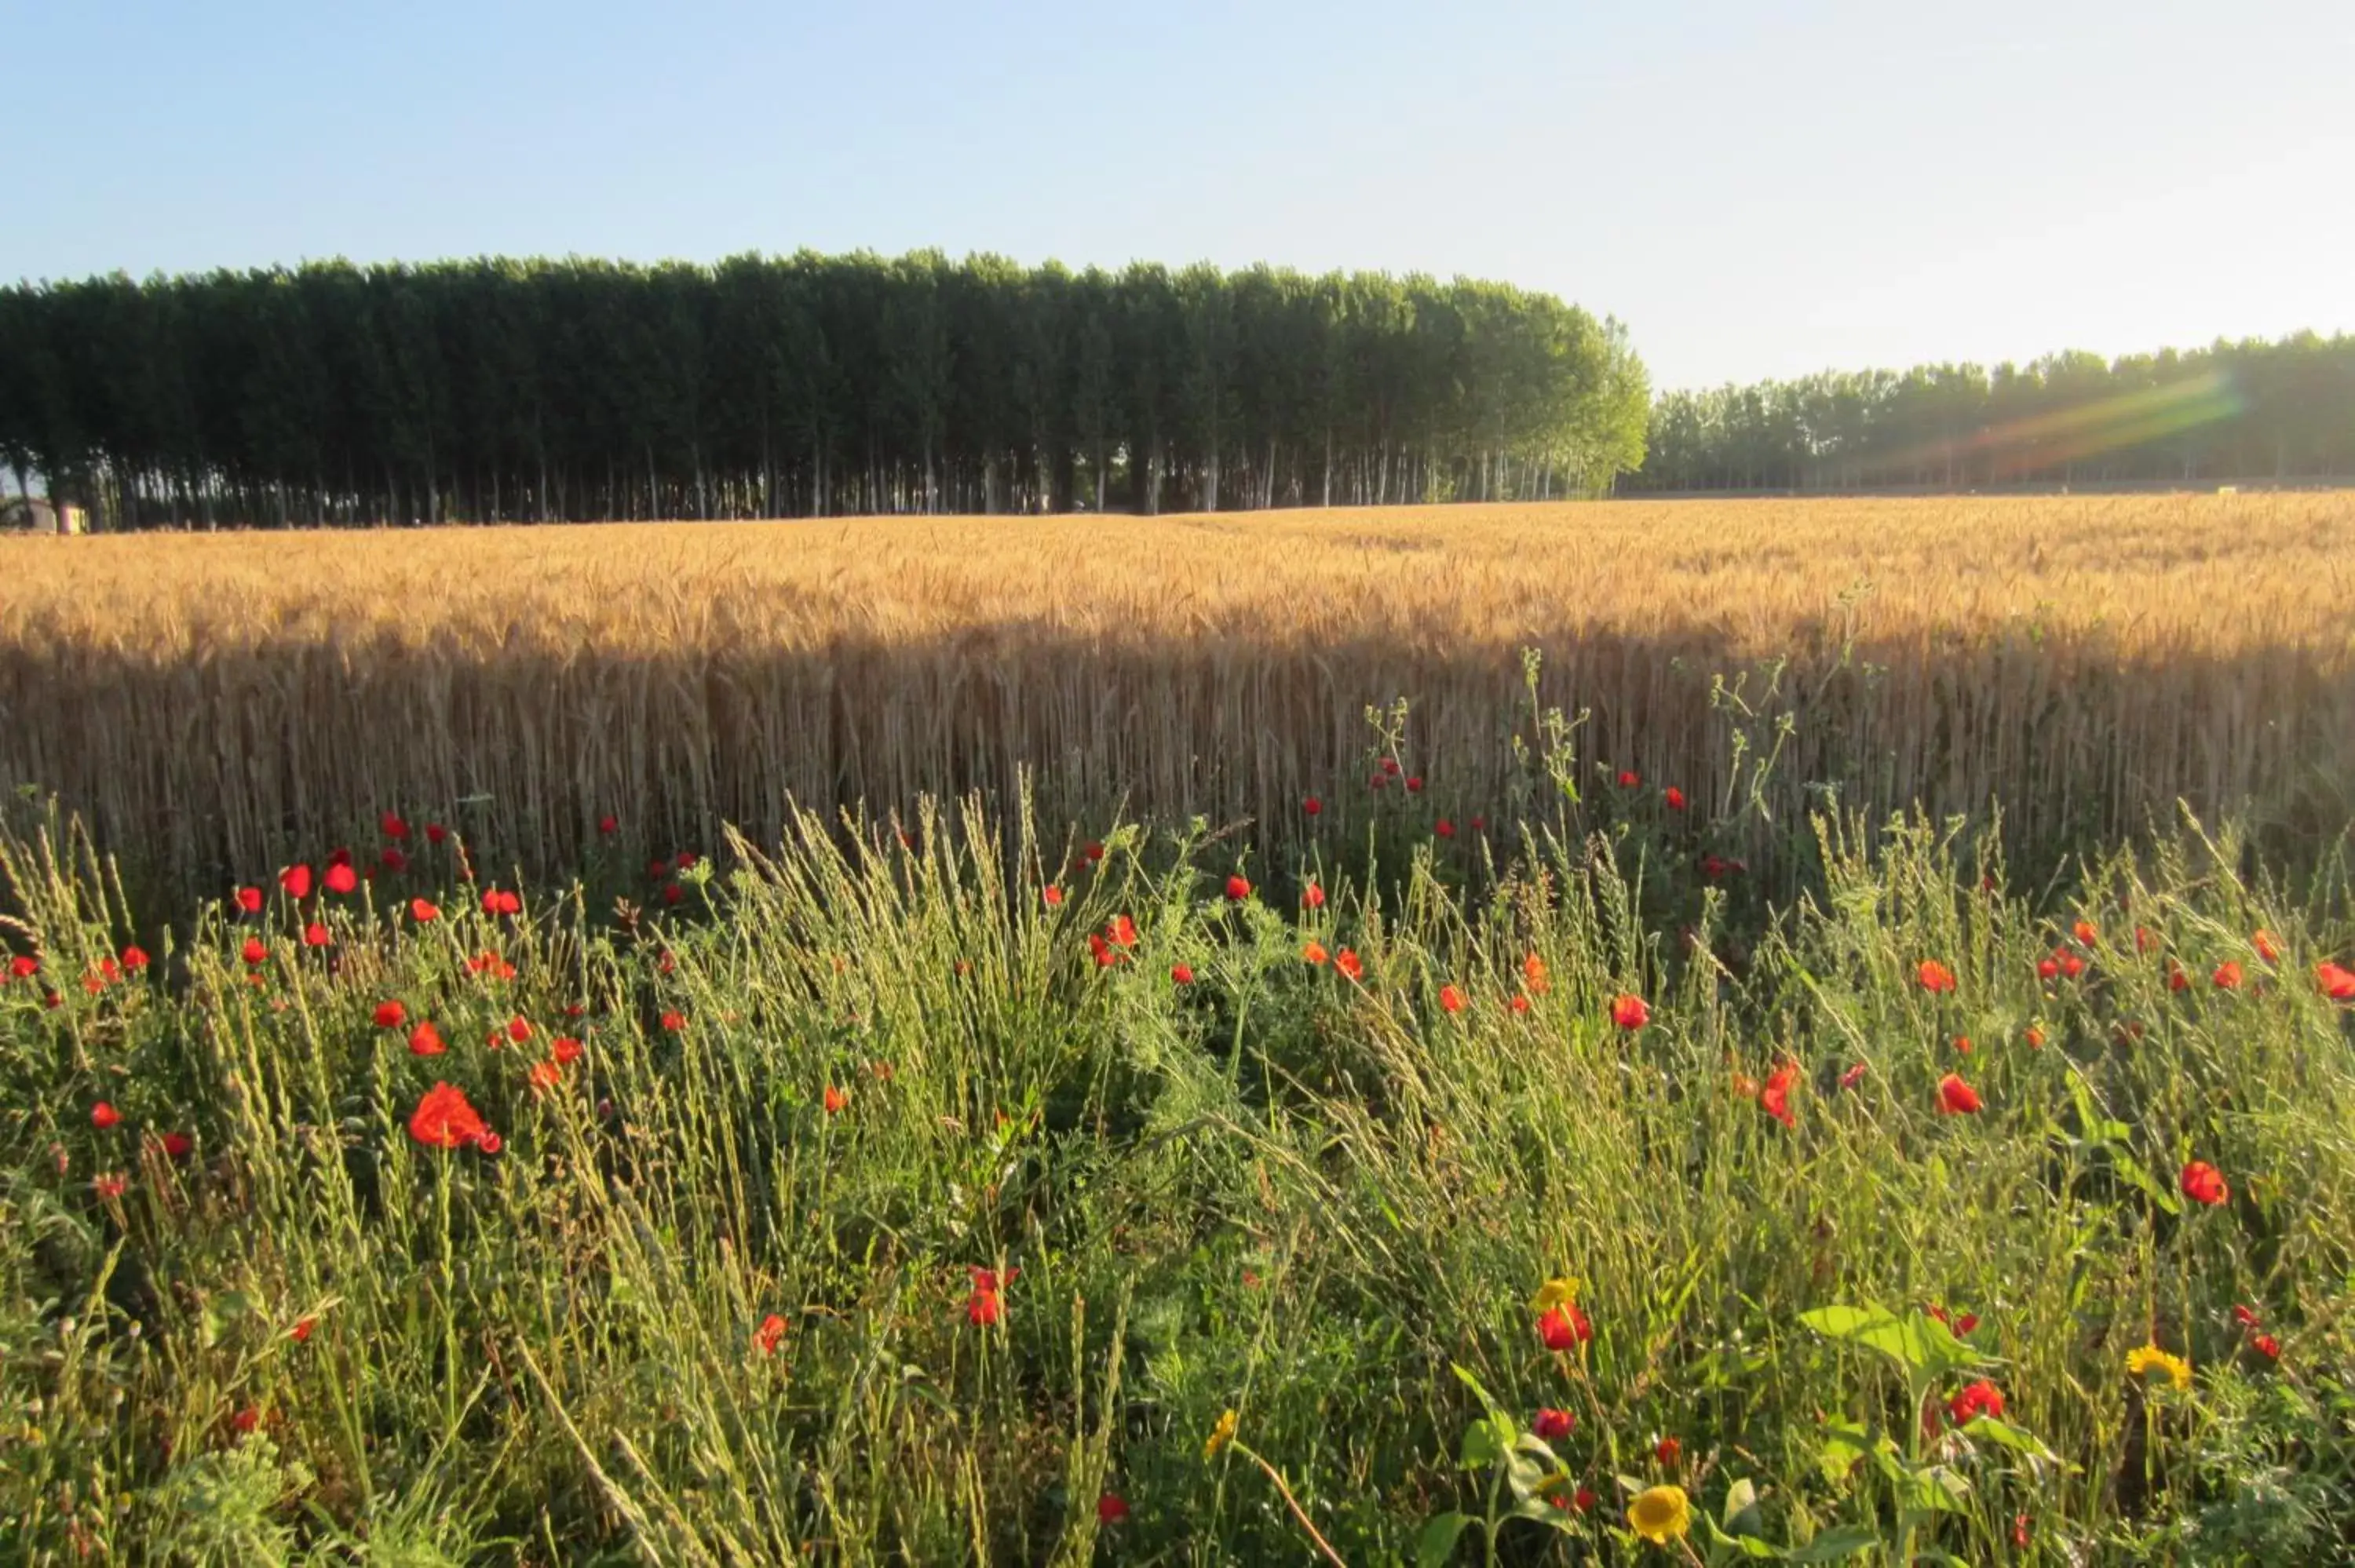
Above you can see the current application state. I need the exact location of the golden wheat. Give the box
[3,494,2352,885]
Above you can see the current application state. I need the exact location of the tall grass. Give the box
[5,768,2354,1563]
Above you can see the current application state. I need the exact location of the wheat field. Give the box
[3,493,2352,888]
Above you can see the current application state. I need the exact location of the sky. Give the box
[5,0,2350,391]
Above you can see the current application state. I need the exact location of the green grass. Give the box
[5,788,2355,1566]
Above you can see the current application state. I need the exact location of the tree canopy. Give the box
[0,253,1648,528]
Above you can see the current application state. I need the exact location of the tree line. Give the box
[0,253,1649,528]
[1629,333,2355,493]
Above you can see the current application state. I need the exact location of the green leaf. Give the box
[1459,1417,1510,1471]
[1699,1513,1784,1559]
[1722,1476,1765,1537]
[1959,1416,2061,1463]
[1798,1304,1976,1377]
[1786,1526,1883,1563]
[1898,1464,1973,1515]
[1416,1511,1473,1568]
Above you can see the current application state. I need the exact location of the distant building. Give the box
[0,498,86,534]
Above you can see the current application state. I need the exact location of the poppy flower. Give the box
[1937,1074,1981,1114]
[327,847,352,870]
[2251,1332,2280,1361]
[1947,1379,2005,1425]
[754,1312,787,1355]
[1532,1408,1575,1440]
[407,1082,491,1149]
[241,937,268,965]
[1302,796,1322,816]
[1628,1485,1689,1545]
[2168,963,2189,992]
[373,1000,407,1029]
[279,865,313,899]
[1952,1035,1972,1055]
[1108,913,1137,948]
[476,1132,502,1154]
[425,823,448,846]
[1759,1060,1798,1127]
[2317,961,2355,1001]
[2233,1304,2260,1328]
[660,1011,685,1033]
[120,946,149,973]
[528,1059,563,1094]
[5,954,35,981]
[1523,954,1550,994]
[676,851,699,871]
[655,882,681,907]
[966,1267,1013,1326]
[552,1036,583,1065]
[1302,881,1326,910]
[2180,1160,2229,1206]
[2072,920,2099,948]
[302,922,331,948]
[1574,1488,1598,1513]
[1335,948,1364,981]
[1302,940,1329,966]
[1664,786,1686,811]
[2036,956,2059,981]
[92,1101,121,1130]
[408,1021,447,1056]
[410,898,439,922]
[1510,994,1531,1014]
[378,847,409,873]
[1470,814,1488,831]
[236,885,265,914]
[1434,818,1455,838]
[2212,961,2244,990]
[2255,929,2281,965]
[502,1016,529,1044]
[1382,757,1401,777]
[1405,775,1424,793]
[1087,932,1118,968]
[1616,770,1640,789]
[1225,874,1251,903]
[1917,959,1957,994]
[162,1132,192,1160]
[1700,853,1729,880]
[1439,984,1466,1014]
[823,1084,849,1115]
[1653,1435,1681,1466]
[1611,993,1649,1031]
[481,888,522,917]
[1097,1493,1130,1526]
[1042,885,1064,910]
[323,863,359,896]
[1170,963,1195,985]
[1537,1302,1591,1350]
[2062,949,2087,978]
[93,1172,128,1201]
[597,814,619,836]
[1839,1061,1868,1089]
[230,1407,260,1435]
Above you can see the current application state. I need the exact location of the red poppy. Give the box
[1654,1436,1680,1466]
[1302,881,1326,910]
[1369,772,1386,791]
[2212,961,2244,990]
[230,1407,259,1435]
[1937,1074,1981,1114]
[1916,959,1957,994]
[162,1132,192,1160]
[1510,994,1532,1014]
[754,1313,787,1355]
[1108,913,1137,948]
[410,898,440,922]
[425,823,448,845]
[2072,920,2099,948]
[94,1171,128,1201]
[2252,1333,2281,1360]
[1434,818,1455,839]
[1042,886,1064,910]
[655,882,681,906]
[563,1003,586,1019]
[1926,1305,1980,1336]
[241,937,268,965]
[552,1036,583,1065]
[1302,940,1329,966]
[505,1016,531,1044]
[324,847,351,870]
[2057,945,2079,975]
[2255,929,2281,965]
[1225,874,1251,902]
[481,888,523,917]
[1664,786,1686,811]
[118,946,149,974]
[1080,840,1104,866]
[1335,948,1364,981]
[2134,925,2156,954]
[2036,956,2059,981]
[2317,961,2355,1001]
[597,814,619,836]
[1402,775,1423,794]
[407,1082,491,1149]
[2180,1160,2229,1205]
[1700,853,1729,880]
[1302,796,1322,816]
[1097,1493,1130,1526]
[1439,984,1466,1014]
[646,858,670,881]
[1611,993,1649,1031]
[5,954,35,981]
[290,1315,316,1344]
[236,885,265,913]
[279,865,313,899]
[676,851,699,871]
[1759,1061,1798,1128]
[2233,1304,2262,1328]
[323,862,358,895]
[661,1011,685,1033]
[1839,1061,1868,1089]
[966,1268,1010,1327]
[2168,963,2189,992]
[1952,1035,1972,1055]
[1087,932,1118,968]
[1947,1380,2005,1425]
[1523,954,1550,994]
[408,1021,446,1056]
[1537,1302,1591,1350]
[1532,1408,1575,1440]
[1574,1488,1597,1513]
[1382,758,1401,776]
[92,1101,121,1129]
[1170,964,1195,985]
[1616,770,1639,789]
[379,847,409,873]
[373,1000,407,1029]
[302,922,331,948]
[1470,815,1488,832]
[528,1059,563,1094]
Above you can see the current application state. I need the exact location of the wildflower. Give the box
[241,938,268,965]
[94,1172,127,1201]
[407,1082,491,1150]
[1627,1484,1690,1546]
[1510,994,1531,1014]
[236,885,265,914]
[373,1000,407,1029]
[1369,772,1386,790]
[477,1132,502,1154]
[1654,1435,1681,1466]
[2252,1333,2281,1361]
[2135,926,2156,954]
[1334,948,1364,981]
[2036,956,2060,981]
[823,1084,849,1115]
[425,823,448,845]
[1434,818,1455,838]
[1471,814,1488,830]
[2255,929,2281,965]
[2127,1344,2192,1391]
[230,1407,260,1435]
[1108,913,1137,948]
[966,1266,1014,1326]
[279,865,313,899]
[2168,963,2189,992]
[410,898,439,922]
[1302,941,1329,966]
[1574,1487,1598,1513]
[1665,786,1686,811]
[1538,1303,1592,1351]
[552,1036,583,1065]
[1523,954,1550,994]
[660,882,684,906]
[2014,1514,2032,1550]
[1204,1408,1238,1458]
[503,1016,530,1045]
[1839,1061,1868,1089]
[1170,964,1195,986]
[1926,1305,1980,1336]
[1700,853,1729,880]
[1439,984,1466,1014]
[1042,886,1064,909]
[92,1102,121,1130]
[1302,881,1326,910]
[1937,1074,1981,1115]
[1948,1380,2005,1425]
[661,1011,685,1033]
[302,922,331,948]
[327,847,352,869]
[1616,770,1640,789]
[646,858,670,881]
[2072,920,2099,948]
[1611,993,1649,1031]
[676,851,699,871]
[2233,1304,2260,1328]
[528,1059,563,1094]
[1532,1408,1575,1440]
[597,814,618,836]
[323,862,359,895]
[379,847,408,873]
[1097,1493,1130,1525]
[5,954,35,981]
[481,888,522,917]
[121,946,149,973]
[749,1312,789,1356]
[1759,1060,1798,1128]
[2317,961,2355,1001]
[408,1021,446,1056]
[2180,1160,2229,1206]
[1917,959,1957,994]
[2025,1025,2046,1048]
[1225,873,1251,902]
[162,1132,192,1160]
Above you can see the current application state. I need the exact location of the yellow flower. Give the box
[1203,1408,1238,1459]
[1528,1276,1583,1314]
[1628,1484,1691,1546]
[2127,1344,2192,1391]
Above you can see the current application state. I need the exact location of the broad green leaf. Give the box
[1416,1511,1473,1568]
[1786,1526,1883,1563]
[1960,1416,2061,1464]
[1459,1416,1511,1471]
[1722,1476,1765,1537]
[1700,1514,1785,1559]
[1798,1304,1976,1377]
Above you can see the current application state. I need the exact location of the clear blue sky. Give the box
[6,0,2350,389]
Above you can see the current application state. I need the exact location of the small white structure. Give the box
[0,498,86,534]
